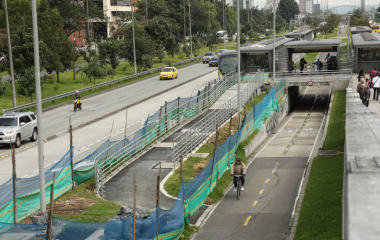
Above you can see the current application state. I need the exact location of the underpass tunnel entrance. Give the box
[287,84,331,113]
[284,39,341,72]
[287,86,301,113]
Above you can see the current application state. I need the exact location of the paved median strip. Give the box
[248,162,279,213]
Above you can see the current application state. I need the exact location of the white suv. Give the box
[0,112,38,148]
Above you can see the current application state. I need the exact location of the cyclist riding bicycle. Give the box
[230,157,246,191]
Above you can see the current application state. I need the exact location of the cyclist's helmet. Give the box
[236,157,241,162]
[76,90,79,93]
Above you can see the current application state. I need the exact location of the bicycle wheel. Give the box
[237,180,241,200]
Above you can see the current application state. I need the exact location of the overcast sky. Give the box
[255,1,379,10]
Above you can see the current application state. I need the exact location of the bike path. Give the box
[193,85,330,239]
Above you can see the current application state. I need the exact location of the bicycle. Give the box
[235,175,242,200]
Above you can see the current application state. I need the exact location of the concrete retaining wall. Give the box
[244,95,289,157]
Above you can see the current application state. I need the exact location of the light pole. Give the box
[189,0,193,58]
[31,0,46,212]
[86,0,91,62]
[223,0,225,49]
[131,0,137,74]
[209,1,210,31]
[184,0,186,43]
[272,2,276,87]
[4,0,16,107]
[237,0,241,129]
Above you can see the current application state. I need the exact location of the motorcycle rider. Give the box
[73,90,82,107]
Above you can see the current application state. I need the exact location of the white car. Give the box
[203,52,216,64]
[0,112,38,148]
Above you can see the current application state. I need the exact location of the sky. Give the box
[254,1,379,11]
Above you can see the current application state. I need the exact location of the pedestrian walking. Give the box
[358,84,369,107]
[357,78,367,92]
[366,78,371,106]
[289,60,294,72]
[370,68,377,81]
[314,59,322,74]
[300,58,307,72]
[372,73,380,101]
[358,69,365,82]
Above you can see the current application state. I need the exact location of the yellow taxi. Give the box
[159,67,178,80]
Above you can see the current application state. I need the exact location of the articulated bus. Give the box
[218,50,238,76]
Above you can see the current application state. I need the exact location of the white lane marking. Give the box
[96,140,101,143]
[132,123,136,126]
[127,125,131,128]
[54,160,59,163]
[21,175,29,178]
[88,143,95,147]
[33,170,38,173]
[102,137,107,139]
[29,172,38,177]
[80,147,87,151]
[45,164,51,168]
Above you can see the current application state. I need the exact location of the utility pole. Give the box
[237,0,241,129]
[31,0,46,212]
[273,2,276,87]
[209,1,210,31]
[189,0,193,58]
[131,0,137,74]
[223,0,225,49]
[86,0,91,62]
[184,0,186,43]
[4,0,16,107]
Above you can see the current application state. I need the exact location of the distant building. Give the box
[314,4,320,12]
[265,0,280,10]
[299,0,313,13]
[227,0,252,9]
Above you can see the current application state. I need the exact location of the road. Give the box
[0,63,218,184]
[193,85,330,240]
[0,63,217,154]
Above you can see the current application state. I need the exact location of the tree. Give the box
[16,67,46,102]
[164,35,180,57]
[0,81,8,98]
[39,8,73,83]
[135,0,170,20]
[240,33,247,44]
[205,31,220,52]
[278,0,299,23]
[310,18,321,38]
[98,38,122,70]
[69,48,81,80]
[155,44,165,63]
[119,24,155,71]
[145,16,179,44]
[350,9,369,26]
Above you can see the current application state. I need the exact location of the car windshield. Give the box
[205,52,213,56]
[162,68,173,72]
[211,57,218,61]
[0,118,18,126]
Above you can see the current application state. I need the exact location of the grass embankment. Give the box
[294,91,345,240]
[0,43,237,115]
[317,25,340,39]
[164,90,268,203]
[304,52,319,62]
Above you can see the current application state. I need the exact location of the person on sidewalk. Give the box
[300,58,307,72]
[358,69,365,82]
[231,157,246,191]
[370,68,377,81]
[358,84,369,107]
[372,74,380,101]
[314,59,322,74]
[366,78,371,107]
[357,78,367,92]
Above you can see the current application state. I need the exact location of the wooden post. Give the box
[133,174,136,240]
[156,174,160,239]
[177,97,180,124]
[12,143,17,223]
[229,114,233,136]
[180,156,183,182]
[203,86,207,110]
[165,101,168,132]
[158,106,162,137]
[48,172,56,240]
[209,125,219,191]
[69,117,74,190]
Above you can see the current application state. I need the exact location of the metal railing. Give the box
[3,56,203,113]
[171,71,265,164]
[93,71,242,198]
[272,69,353,83]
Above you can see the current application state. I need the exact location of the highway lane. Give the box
[0,70,219,185]
[0,63,217,155]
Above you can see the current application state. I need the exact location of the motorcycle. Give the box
[72,97,82,112]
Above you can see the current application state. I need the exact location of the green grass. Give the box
[317,25,340,39]
[182,225,200,240]
[304,52,319,62]
[52,177,121,222]
[294,91,346,240]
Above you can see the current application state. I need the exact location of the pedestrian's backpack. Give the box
[319,61,323,69]
[331,60,335,67]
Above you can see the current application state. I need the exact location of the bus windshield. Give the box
[372,26,379,30]
[219,52,238,75]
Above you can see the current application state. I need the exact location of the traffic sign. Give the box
[307,81,313,86]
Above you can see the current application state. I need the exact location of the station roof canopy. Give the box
[284,28,312,38]
[352,32,380,48]
[350,26,372,34]
[284,39,341,53]
[240,37,294,54]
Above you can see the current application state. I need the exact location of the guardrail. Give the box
[2,56,203,113]
[172,71,264,164]
[93,71,242,198]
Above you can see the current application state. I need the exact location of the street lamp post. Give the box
[31,0,46,212]
[131,0,137,74]
[237,0,241,128]
[86,0,91,62]
[189,0,193,58]
[272,2,276,87]
[4,0,16,107]
[184,0,186,43]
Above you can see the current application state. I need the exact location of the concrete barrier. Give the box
[244,95,289,157]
